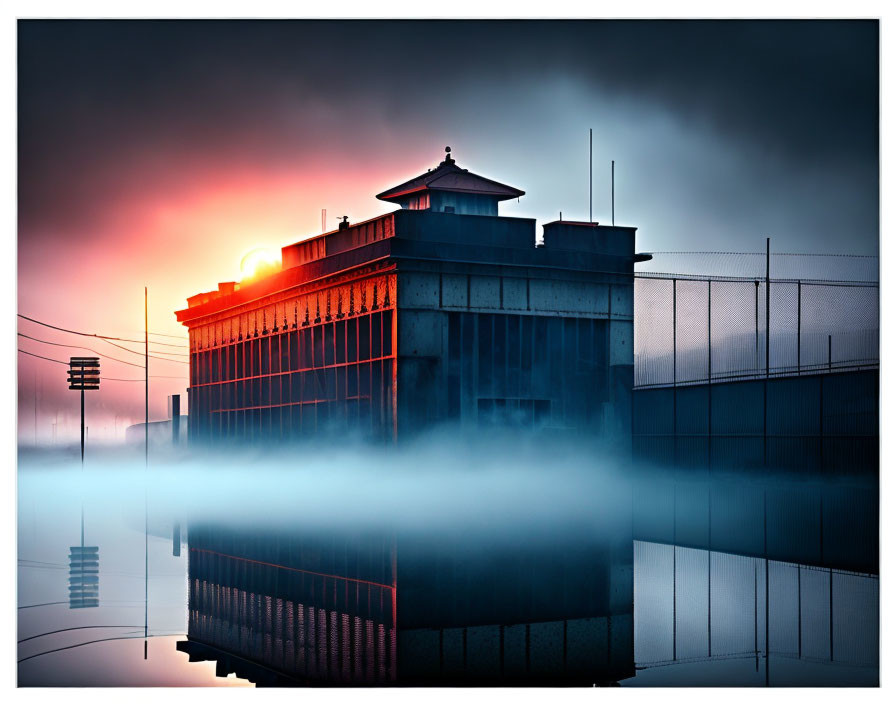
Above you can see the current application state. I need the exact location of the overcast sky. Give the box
[17,20,879,440]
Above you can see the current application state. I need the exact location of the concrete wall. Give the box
[125,417,188,447]
[632,369,878,475]
[396,269,634,442]
[632,473,878,573]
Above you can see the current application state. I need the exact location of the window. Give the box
[477,398,551,428]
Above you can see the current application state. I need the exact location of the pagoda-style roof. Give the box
[376,147,525,203]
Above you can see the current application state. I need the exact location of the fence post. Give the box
[829,568,834,662]
[764,490,770,686]
[708,279,712,382]
[755,280,760,374]
[672,278,677,386]
[797,281,801,375]
[766,238,771,378]
[797,566,802,659]
[673,278,678,468]
[708,278,712,472]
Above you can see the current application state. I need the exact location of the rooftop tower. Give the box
[376,146,524,216]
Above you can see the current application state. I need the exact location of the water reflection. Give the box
[179,511,634,685]
[633,541,878,686]
[17,447,878,687]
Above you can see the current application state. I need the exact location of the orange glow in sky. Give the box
[239,247,281,282]
[16,156,422,444]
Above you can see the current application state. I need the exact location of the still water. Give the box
[17,444,878,687]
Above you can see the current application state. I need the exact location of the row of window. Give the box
[191,362,391,412]
[189,583,394,683]
[190,359,395,442]
[191,310,394,386]
[191,398,394,444]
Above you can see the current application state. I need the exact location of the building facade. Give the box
[176,149,648,445]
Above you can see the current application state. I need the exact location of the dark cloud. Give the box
[18,19,878,243]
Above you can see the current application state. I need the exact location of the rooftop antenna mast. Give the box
[322,208,327,232]
[589,129,593,223]
[611,160,615,226]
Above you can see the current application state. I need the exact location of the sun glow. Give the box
[240,247,281,281]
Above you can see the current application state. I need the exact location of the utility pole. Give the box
[145,286,149,468]
[144,286,149,659]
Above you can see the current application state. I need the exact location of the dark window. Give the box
[289,331,299,371]
[291,372,301,404]
[347,318,357,363]
[477,398,551,428]
[508,315,521,399]
[335,321,346,365]
[313,327,323,369]
[359,315,371,361]
[520,316,532,397]
[271,376,280,406]
[382,310,393,356]
[261,337,270,375]
[371,313,382,359]
[478,314,493,396]
[347,364,358,399]
[324,324,335,366]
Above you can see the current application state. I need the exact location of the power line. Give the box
[17,314,187,348]
[18,336,145,368]
[17,349,185,380]
[102,375,186,382]
[17,633,185,664]
[101,337,189,358]
[18,332,188,365]
[18,625,145,644]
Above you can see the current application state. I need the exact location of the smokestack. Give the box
[168,394,181,445]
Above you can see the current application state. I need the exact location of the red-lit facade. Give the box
[178,228,398,443]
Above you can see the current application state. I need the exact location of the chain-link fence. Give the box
[634,274,879,388]
[638,252,879,282]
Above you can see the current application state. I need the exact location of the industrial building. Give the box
[176,149,648,444]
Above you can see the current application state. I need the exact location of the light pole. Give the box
[68,357,100,466]
[67,356,100,609]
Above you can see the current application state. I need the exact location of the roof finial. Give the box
[443,145,454,165]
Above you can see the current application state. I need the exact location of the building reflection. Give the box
[68,545,99,609]
[174,469,878,687]
[177,503,635,686]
